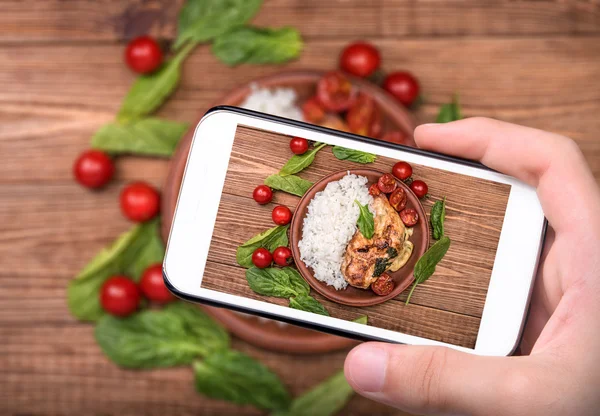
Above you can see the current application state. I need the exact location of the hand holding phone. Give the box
[345,117,600,415]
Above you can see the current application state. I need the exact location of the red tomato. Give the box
[383,71,420,107]
[120,182,160,222]
[73,150,115,189]
[368,183,381,196]
[317,71,356,112]
[372,273,394,296]
[253,185,273,205]
[100,276,140,317]
[289,137,309,155]
[339,41,381,78]
[410,180,428,199]
[124,36,163,74]
[302,97,325,123]
[252,248,272,269]
[319,114,350,132]
[388,188,407,211]
[272,205,292,225]
[273,246,293,266]
[399,208,419,226]
[392,161,413,181]
[139,264,175,304]
[346,94,382,138]
[377,173,397,194]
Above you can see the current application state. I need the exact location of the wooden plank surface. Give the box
[1,0,600,415]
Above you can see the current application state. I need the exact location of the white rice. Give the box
[298,174,374,290]
[240,84,304,121]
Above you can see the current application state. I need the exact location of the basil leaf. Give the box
[174,0,263,49]
[431,197,446,240]
[280,143,327,176]
[353,315,368,325]
[332,146,376,164]
[67,219,164,321]
[264,174,313,197]
[91,118,189,157]
[272,371,353,416]
[95,302,229,369]
[354,200,374,239]
[246,267,298,298]
[236,225,289,268]
[212,26,302,66]
[436,95,462,123]
[117,43,195,122]
[289,295,329,316]
[193,350,290,411]
[281,267,310,296]
[405,236,451,304]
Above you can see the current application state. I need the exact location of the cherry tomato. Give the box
[139,264,175,304]
[346,94,382,138]
[272,205,292,225]
[302,97,325,123]
[252,248,273,269]
[124,36,163,74]
[388,188,407,211]
[253,185,273,205]
[73,150,115,189]
[339,41,381,78]
[399,208,419,226]
[383,71,420,107]
[410,180,428,199]
[392,161,413,181]
[372,273,394,296]
[273,246,293,267]
[120,182,160,222]
[317,71,356,112]
[100,276,140,317]
[289,137,309,155]
[377,173,397,194]
[368,183,381,196]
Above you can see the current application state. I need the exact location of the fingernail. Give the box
[346,344,388,392]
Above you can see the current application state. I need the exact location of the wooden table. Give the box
[1,1,599,415]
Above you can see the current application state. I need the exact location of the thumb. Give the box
[344,342,524,415]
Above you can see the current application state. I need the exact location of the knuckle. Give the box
[498,368,536,405]
[411,348,449,411]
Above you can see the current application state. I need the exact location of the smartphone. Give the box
[164,106,546,356]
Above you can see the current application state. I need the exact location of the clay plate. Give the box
[290,169,429,307]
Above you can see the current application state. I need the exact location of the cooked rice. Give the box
[240,84,303,121]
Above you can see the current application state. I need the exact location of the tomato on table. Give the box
[289,137,309,155]
[252,248,273,269]
[73,150,115,189]
[124,35,163,74]
[399,208,419,226]
[339,41,381,78]
[272,205,292,225]
[410,180,428,199]
[317,71,356,112]
[120,182,160,222]
[383,71,420,107]
[392,161,413,181]
[302,97,325,123]
[100,276,140,317]
[139,264,175,304]
[388,188,407,211]
[372,273,394,296]
[346,94,382,138]
[253,185,273,205]
[377,173,397,194]
[273,246,293,267]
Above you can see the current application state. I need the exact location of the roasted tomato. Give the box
[302,97,325,123]
[317,71,356,112]
[399,208,419,226]
[368,183,381,196]
[377,173,397,194]
[346,94,382,138]
[372,273,394,296]
[388,188,407,211]
[319,114,350,132]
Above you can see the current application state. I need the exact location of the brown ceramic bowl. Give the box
[289,169,429,307]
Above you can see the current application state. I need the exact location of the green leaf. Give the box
[430,197,446,240]
[212,26,302,66]
[117,43,195,121]
[289,295,329,316]
[436,94,462,123]
[236,225,289,268]
[281,267,310,296]
[174,0,263,49]
[332,146,376,164]
[264,174,313,197]
[95,302,229,369]
[67,219,164,321]
[272,371,354,416]
[91,118,189,157]
[406,236,451,304]
[355,200,374,239]
[353,315,368,325]
[279,143,327,176]
[246,267,298,298]
[194,350,290,411]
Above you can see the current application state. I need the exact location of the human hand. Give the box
[344,117,600,415]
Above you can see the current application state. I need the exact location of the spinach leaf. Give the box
[67,219,164,321]
[431,197,446,240]
[353,315,368,325]
[289,295,329,316]
[436,95,462,123]
[279,143,327,176]
[264,174,313,197]
[91,118,189,157]
[405,236,451,304]
[236,225,289,268]
[212,26,302,66]
[194,350,290,411]
[281,267,310,296]
[246,267,298,298]
[117,43,195,122]
[355,200,374,239]
[332,146,376,164]
[95,302,229,369]
[174,0,263,49]
[272,371,353,416]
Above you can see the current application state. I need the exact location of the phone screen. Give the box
[200,125,511,349]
